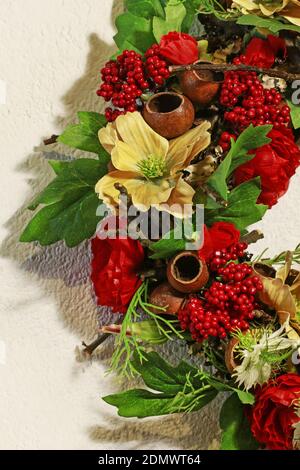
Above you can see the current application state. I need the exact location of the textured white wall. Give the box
[0,0,299,451]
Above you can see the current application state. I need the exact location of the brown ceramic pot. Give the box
[149,282,186,315]
[179,61,223,107]
[167,251,209,294]
[142,92,195,139]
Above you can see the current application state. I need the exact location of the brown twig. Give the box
[43,134,59,145]
[169,63,300,82]
[241,230,264,245]
[82,333,110,355]
[198,183,229,208]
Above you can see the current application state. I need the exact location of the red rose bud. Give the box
[91,237,144,314]
[244,35,287,69]
[249,374,300,450]
[234,128,300,207]
[198,222,240,261]
[159,32,199,65]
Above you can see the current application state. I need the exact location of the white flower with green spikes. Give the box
[233,317,300,391]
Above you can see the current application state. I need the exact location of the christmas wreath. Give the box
[20,0,300,451]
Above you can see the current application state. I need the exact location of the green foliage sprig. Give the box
[109,281,185,377]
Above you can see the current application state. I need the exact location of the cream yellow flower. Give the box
[95,112,211,217]
[233,0,300,26]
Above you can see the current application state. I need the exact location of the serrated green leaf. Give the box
[205,178,268,231]
[228,124,272,174]
[103,351,218,418]
[237,14,300,34]
[131,351,200,394]
[153,0,187,42]
[125,0,165,18]
[220,393,259,450]
[114,12,156,54]
[287,99,300,130]
[206,125,271,207]
[103,389,174,418]
[182,0,203,32]
[20,159,106,247]
[58,112,109,158]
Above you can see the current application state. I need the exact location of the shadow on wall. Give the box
[0,0,221,450]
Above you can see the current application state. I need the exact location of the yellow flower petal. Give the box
[115,112,169,160]
[160,177,195,218]
[233,0,257,10]
[129,178,173,211]
[111,140,144,172]
[167,121,211,172]
[98,122,118,153]
[95,171,173,211]
[95,170,139,207]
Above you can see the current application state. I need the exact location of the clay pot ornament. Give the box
[142,91,195,139]
[149,282,186,315]
[179,61,223,107]
[167,251,209,293]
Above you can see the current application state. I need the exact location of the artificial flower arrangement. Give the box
[20,0,300,451]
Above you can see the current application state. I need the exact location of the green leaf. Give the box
[227,124,272,174]
[58,112,109,158]
[287,99,300,130]
[236,389,255,405]
[182,0,203,32]
[205,178,268,231]
[149,229,187,259]
[111,41,144,59]
[131,351,200,394]
[237,14,300,34]
[114,12,156,54]
[103,389,175,418]
[20,159,106,247]
[206,125,271,207]
[207,146,233,202]
[125,0,165,18]
[153,0,187,42]
[130,320,168,345]
[103,351,218,418]
[204,377,255,405]
[220,394,259,450]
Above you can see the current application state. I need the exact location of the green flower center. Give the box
[137,154,166,180]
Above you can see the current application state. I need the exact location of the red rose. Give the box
[234,128,300,207]
[91,237,144,313]
[249,374,300,450]
[244,35,287,69]
[199,222,240,261]
[159,32,199,65]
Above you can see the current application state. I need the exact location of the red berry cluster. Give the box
[209,242,248,271]
[218,131,236,152]
[220,55,290,131]
[97,47,170,122]
[144,44,170,86]
[178,243,263,342]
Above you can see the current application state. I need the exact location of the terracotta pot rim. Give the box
[145,91,185,116]
[192,59,224,84]
[171,251,203,284]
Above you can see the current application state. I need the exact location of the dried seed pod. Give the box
[149,282,186,315]
[179,61,223,107]
[167,251,209,293]
[143,92,195,139]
